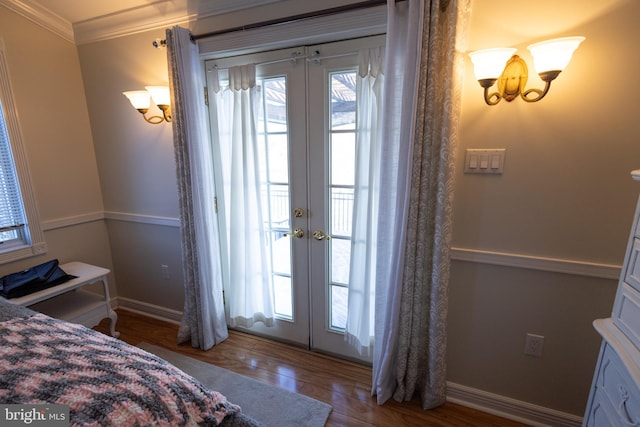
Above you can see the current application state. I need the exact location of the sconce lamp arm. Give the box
[483,88,502,106]
[157,104,172,123]
[521,80,551,103]
[520,70,559,103]
[136,108,165,125]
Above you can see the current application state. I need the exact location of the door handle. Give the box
[285,228,304,239]
[313,230,331,241]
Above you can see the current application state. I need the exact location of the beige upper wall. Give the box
[0,6,112,286]
[0,6,104,221]
[78,0,640,265]
[455,0,640,264]
[77,30,178,219]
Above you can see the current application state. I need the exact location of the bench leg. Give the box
[108,309,119,338]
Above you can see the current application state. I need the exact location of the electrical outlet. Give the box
[161,264,170,279]
[525,333,544,357]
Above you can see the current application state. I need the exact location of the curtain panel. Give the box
[209,64,275,328]
[166,26,229,350]
[345,47,385,357]
[392,0,470,409]
[372,0,470,408]
[371,0,425,405]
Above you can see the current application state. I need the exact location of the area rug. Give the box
[138,342,332,427]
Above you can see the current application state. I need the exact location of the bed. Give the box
[0,298,263,426]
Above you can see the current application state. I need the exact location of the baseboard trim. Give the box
[447,382,583,427]
[114,296,182,325]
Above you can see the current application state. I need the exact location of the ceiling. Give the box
[0,0,284,44]
[27,0,159,24]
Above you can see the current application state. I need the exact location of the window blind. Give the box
[0,100,25,241]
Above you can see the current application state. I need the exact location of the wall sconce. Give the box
[123,86,172,124]
[469,37,585,105]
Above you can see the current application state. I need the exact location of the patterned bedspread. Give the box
[0,311,245,426]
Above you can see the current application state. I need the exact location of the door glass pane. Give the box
[274,275,293,319]
[265,78,287,132]
[330,284,348,330]
[268,184,290,229]
[330,72,356,130]
[270,231,291,275]
[330,238,351,285]
[258,76,293,321]
[331,188,353,237]
[328,70,357,332]
[331,133,355,186]
[268,134,289,183]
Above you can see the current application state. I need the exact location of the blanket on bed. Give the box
[0,309,250,426]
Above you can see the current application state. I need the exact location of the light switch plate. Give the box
[464,149,505,174]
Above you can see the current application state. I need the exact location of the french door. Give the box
[206,36,384,363]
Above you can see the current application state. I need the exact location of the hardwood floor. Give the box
[94,309,527,427]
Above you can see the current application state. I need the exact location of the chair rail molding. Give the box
[451,247,621,280]
[40,211,621,280]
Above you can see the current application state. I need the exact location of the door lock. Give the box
[285,228,304,239]
[313,230,331,241]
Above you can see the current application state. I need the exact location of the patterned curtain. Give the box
[166,26,229,350]
[392,0,470,409]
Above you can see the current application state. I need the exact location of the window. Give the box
[0,100,26,246]
[0,40,47,262]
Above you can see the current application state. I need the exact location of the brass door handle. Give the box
[285,228,304,239]
[313,230,331,241]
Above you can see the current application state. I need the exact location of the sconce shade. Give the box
[145,85,171,106]
[123,85,172,124]
[123,90,151,110]
[469,48,517,80]
[527,36,585,74]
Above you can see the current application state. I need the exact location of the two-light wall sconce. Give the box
[469,36,584,105]
[123,86,172,124]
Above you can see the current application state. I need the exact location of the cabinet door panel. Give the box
[613,283,640,352]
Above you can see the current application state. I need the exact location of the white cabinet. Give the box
[583,171,640,426]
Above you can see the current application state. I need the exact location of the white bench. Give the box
[9,261,119,338]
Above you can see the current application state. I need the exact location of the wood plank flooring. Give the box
[94,309,527,427]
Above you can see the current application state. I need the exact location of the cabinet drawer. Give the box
[624,239,640,292]
[613,283,640,351]
[594,344,640,425]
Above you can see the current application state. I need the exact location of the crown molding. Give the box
[0,0,74,43]
[1,0,285,45]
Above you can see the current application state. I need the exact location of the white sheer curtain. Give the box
[345,47,385,357]
[371,0,424,404]
[166,26,228,350]
[210,64,275,328]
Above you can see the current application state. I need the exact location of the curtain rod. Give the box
[191,0,389,41]
[153,0,394,48]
